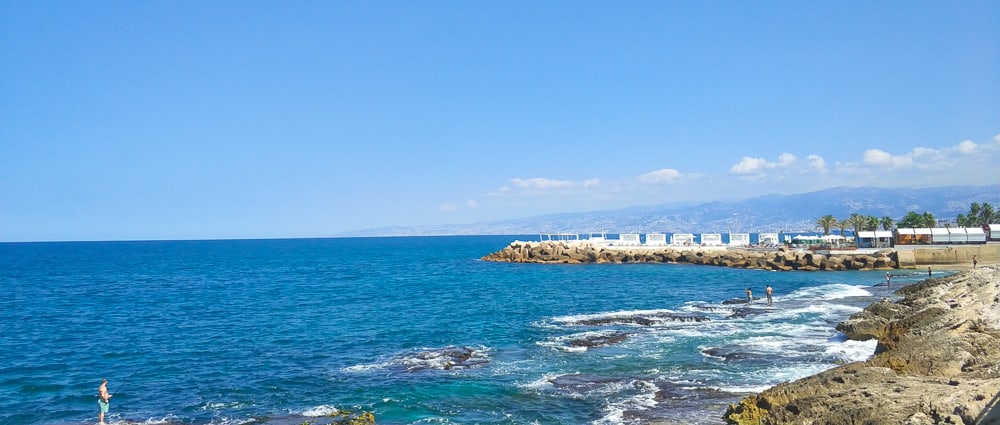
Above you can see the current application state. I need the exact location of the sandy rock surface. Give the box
[724,265,1000,424]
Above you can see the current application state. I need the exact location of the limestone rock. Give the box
[724,265,1000,424]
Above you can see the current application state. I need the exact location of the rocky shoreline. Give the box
[723,265,1000,424]
[482,240,900,270]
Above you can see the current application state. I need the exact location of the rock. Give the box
[568,332,630,348]
[723,265,1000,424]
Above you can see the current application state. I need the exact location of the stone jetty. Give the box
[723,265,1000,424]
[482,240,899,270]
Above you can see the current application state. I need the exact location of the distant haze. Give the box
[342,185,1000,236]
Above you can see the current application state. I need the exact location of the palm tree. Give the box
[816,215,838,235]
[969,202,982,225]
[921,212,936,228]
[837,219,849,237]
[957,213,969,227]
[865,215,879,231]
[898,211,924,228]
[849,214,867,235]
[880,216,894,231]
[980,203,996,226]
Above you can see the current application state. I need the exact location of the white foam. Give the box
[591,379,659,425]
[710,384,773,394]
[302,405,339,417]
[550,309,678,325]
[825,336,878,362]
[342,361,390,373]
[517,373,561,390]
[785,283,872,301]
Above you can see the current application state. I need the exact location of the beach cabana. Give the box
[931,228,950,244]
[914,228,932,244]
[729,233,750,246]
[947,227,967,244]
[619,233,641,246]
[701,233,722,246]
[671,233,694,246]
[758,233,779,246]
[986,224,1000,241]
[965,227,987,244]
[820,234,846,246]
[645,233,667,246]
[856,231,876,248]
[895,228,916,245]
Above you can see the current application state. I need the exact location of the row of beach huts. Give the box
[540,225,1000,249]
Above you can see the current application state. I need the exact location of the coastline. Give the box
[723,264,1000,424]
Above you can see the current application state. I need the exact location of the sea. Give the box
[0,236,940,425]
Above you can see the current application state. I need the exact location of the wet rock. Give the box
[574,312,710,326]
[724,265,1000,424]
[568,332,630,348]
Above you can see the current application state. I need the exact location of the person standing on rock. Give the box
[745,287,753,304]
[765,285,773,306]
[973,255,977,268]
[928,267,932,278]
[885,272,891,287]
[98,378,112,425]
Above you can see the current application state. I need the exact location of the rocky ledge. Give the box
[482,240,899,270]
[724,265,1000,424]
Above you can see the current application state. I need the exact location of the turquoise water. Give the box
[0,236,934,425]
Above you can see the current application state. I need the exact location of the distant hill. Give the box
[340,185,1000,237]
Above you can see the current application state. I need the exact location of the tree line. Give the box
[814,202,998,235]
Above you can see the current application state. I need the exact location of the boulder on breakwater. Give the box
[481,240,899,271]
[723,265,1000,424]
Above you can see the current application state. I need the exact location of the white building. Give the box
[645,233,667,246]
[729,233,750,246]
[671,233,695,246]
[701,233,723,246]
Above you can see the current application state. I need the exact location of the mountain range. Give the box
[341,185,1000,237]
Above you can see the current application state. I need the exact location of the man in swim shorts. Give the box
[98,378,112,425]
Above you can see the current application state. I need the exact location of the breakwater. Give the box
[482,240,900,270]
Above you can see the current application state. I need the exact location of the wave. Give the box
[546,309,711,328]
[301,405,340,417]
[783,283,872,301]
[343,345,491,374]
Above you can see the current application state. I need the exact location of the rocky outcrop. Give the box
[724,265,1000,424]
[482,241,899,271]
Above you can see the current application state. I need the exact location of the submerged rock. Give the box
[568,332,630,348]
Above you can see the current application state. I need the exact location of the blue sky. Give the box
[2,1,998,241]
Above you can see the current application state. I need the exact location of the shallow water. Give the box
[0,237,935,424]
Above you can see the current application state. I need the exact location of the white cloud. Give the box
[805,154,826,173]
[465,200,479,208]
[957,140,977,154]
[729,157,767,174]
[863,149,913,168]
[511,177,574,189]
[728,153,798,175]
[638,168,682,183]
[777,153,797,166]
[493,177,602,196]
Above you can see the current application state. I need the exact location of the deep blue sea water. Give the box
[0,236,939,425]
